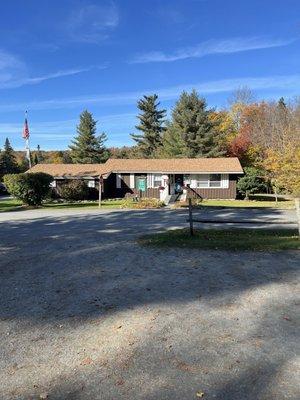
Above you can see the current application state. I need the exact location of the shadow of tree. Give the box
[0,208,299,399]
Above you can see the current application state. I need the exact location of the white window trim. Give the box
[116,173,121,189]
[221,174,229,189]
[88,180,95,188]
[147,173,153,188]
[50,180,56,188]
[130,174,135,189]
[188,174,227,189]
[153,173,162,188]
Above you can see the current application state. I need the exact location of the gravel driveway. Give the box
[0,208,299,399]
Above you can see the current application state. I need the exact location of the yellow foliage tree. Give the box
[264,145,300,236]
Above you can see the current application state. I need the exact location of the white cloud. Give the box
[66,2,119,43]
[0,113,136,138]
[1,74,299,113]
[0,48,105,89]
[130,36,296,63]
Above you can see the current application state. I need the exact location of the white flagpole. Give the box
[24,111,32,169]
[26,137,32,169]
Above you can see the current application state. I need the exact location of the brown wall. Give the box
[53,174,238,200]
[187,179,237,199]
[104,173,160,199]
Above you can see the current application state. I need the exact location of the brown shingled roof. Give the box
[28,157,243,177]
[28,163,110,178]
[105,157,243,173]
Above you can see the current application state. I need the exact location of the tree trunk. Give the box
[295,198,300,239]
[274,186,278,203]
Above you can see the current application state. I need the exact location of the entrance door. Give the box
[174,174,184,194]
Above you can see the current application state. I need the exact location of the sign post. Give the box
[188,198,194,236]
[98,175,103,208]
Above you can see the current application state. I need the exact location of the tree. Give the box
[237,167,268,199]
[3,172,53,206]
[69,110,109,163]
[35,144,44,163]
[164,90,224,158]
[159,123,187,158]
[264,145,300,236]
[228,86,255,106]
[131,94,166,157]
[0,138,19,179]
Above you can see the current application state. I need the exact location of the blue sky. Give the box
[0,0,299,150]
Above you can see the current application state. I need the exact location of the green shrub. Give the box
[121,197,164,209]
[3,172,53,206]
[59,180,89,201]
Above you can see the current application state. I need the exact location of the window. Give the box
[209,174,221,188]
[88,180,95,188]
[50,180,56,188]
[189,174,222,188]
[153,174,162,188]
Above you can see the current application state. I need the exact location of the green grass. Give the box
[0,198,23,212]
[0,198,126,212]
[184,199,295,209]
[0,197,296,213]
[43,199,125,209]
[139,228,300,251]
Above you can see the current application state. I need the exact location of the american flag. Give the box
[22,117,30,139]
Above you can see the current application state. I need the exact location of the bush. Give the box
[120,197,164,209]
[59,180,89,201]
[237,167,268,199]
[3,172,53,206]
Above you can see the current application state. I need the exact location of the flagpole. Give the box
[24,111,32,169]
[26,137,32,169]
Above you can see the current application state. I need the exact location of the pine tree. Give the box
[131,94,166,158]
[164,90,225,158]
[69,110,109,163]
[0,138,19,179]
[35,144,44,163]
[159,123,187,158]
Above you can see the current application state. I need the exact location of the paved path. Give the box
[0,208,299,399]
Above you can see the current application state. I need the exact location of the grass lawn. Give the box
[179,199,295,209]
[139,228,300,251]
[0,199,23,212]
[43,199,125,209]
[0,197,296,212]
[0,198,125,212]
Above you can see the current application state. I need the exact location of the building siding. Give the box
[187,179,237,199]
[51,173,238,200]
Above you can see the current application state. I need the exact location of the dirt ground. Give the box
[0,208,299,399]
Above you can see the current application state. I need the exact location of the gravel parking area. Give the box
[0,209,299,399]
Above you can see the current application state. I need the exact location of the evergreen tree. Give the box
[69,110,109,163]
[0,138,19,179]
[35,144,44,163]
[33,153,39,165]
[131,94,166,157]
[164,90,225,158]
[159,123,187,158]
[278,97,287,109]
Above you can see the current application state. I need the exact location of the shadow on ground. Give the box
[0,209,299,399]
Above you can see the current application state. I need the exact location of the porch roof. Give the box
[28,163,111,178]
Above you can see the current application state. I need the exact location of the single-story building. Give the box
[29,157,243,202]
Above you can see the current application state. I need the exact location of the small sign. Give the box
[138,178,146,192]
